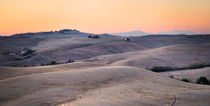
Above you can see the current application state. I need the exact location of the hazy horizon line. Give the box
[1,29,210,36]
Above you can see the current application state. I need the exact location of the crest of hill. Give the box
[11,29,93,38]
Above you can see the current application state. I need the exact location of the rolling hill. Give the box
[0,62,210,106]
[0,30,210,106]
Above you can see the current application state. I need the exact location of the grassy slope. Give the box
[2,35,210,67]
[85,43,210,68]
[0,36,148,66]
[161,67,210,82]
[0,35,210,105]
[0,63,210,106]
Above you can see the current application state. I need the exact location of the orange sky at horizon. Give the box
[0,0,210,35]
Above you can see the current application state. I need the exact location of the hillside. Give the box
[1,33,210,67]
[161,67,210,82]
[85,43,210,68]
[0,62,210,106]
[0,31,210,106]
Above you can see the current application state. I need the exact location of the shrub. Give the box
[92,35,100,39]
[181,78,190,82]
[149,63,210,72]
[41,63,45,66]
[88,35,100,39]
[196,76,209,85]
[169,75,174,79]
[88,35,92,38]
[22,49,35,56]
[1,52,10,55]
[67,59,74,63]
[125,38,130,42]
[188,63,208,69]
[50,61,57,65]
[150,66,173,72]
[46,61,57,65]
[13,58,22,61]
[11,64,18,67]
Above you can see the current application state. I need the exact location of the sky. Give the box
[0,0,210,35]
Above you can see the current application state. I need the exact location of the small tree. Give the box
[125,38,130,42]
[68,59,74,63]
[92,35,100,39]
[88,35,92,38]
[150,66,173,72]
[46,61,57,65]
[196,76,209,85]
[169,75,174,79]
[50,61,57,65]
[22,49,35,56]
[41,63,45,66]
[181,78,190,82]
[189,63,206,69]
[2,52,10,55]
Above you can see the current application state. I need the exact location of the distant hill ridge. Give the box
[157,30,195,35]
[112,30,151,36]
[112,30,196,36]
[8,29,103,38]
[12,29,81,37]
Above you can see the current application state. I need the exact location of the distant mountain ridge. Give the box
[9,29,197,38]
[111,30,196,36]
[157,30,196,35]
[111,30,151,36]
